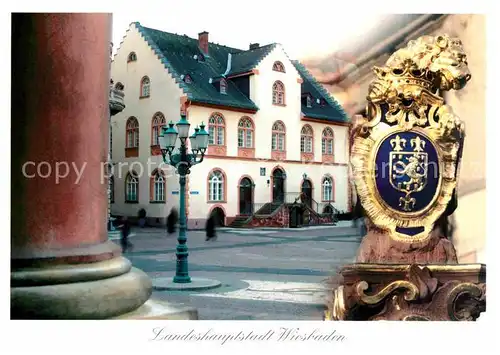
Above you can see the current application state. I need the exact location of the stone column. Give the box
[10,13,152,319]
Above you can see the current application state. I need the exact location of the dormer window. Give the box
[306,95,312,108]
[320,98,327,107]
[183,74,192,84]
[273,61,285,73]
[220,79,227,94]
[127,52,137,62]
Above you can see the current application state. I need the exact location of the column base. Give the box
[11,256,151,319]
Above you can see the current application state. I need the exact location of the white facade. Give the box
[110,23,350,227]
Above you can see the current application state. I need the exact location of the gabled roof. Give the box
[130,22,349,122]
[292,60,349,123]
[134,22,258,111]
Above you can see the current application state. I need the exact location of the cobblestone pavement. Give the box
[121,224,361,320]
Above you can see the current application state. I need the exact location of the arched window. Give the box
[272,61,285,73]
[238,117,254,148]
[208,113,225,145]
[271,121,286,151]
[115,82,124,90]
[300,125,313,153]
[151,170,166,202]
[208,170,225,201]
[322,176,334,202]
[272,80,285,105]
[220,79,227,94]
[125,172,139,202]
[127,52,137,62]
[151,112,166,146]
[126,117,139,148]
[322,127,334,155]
[140,76,150,98]
[110,176,115,203]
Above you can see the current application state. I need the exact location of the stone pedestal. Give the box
[10,13,196,319]
[326,263,486,321]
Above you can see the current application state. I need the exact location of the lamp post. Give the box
[158,114,209,283]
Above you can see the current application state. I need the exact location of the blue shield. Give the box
[374,131,440,214]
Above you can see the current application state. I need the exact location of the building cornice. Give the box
[302,116,351,127]
[188,100,258,114]
[226,69,259,79]
[204,154,349,166]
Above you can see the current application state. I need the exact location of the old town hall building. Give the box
[110,22,350,228]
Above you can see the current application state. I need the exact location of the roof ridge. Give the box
[292,60,349,122]
[137,24,244,52]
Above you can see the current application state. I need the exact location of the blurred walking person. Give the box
[118,216,133,253]
[166,208,179,235]
[205,214,217,241]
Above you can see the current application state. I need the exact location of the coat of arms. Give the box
[389,135,428,212]
[350,34,468,243]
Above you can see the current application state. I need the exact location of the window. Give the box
[115,82,124,90]
[125,172,139,202]
[306,95,312,108]
[151,112,166,146]
[208,170,224,201]
[208,113,225,145]
[272,61,285,73]
[184,74,192,84]
[272,81,285,105]
[300,125,313,153]
[152,171,166,202]
[220,79,227,94]
[238,117,254,148]
[322,127,334,155]
[126,117,139,148]
[110,176,115,203]
[271,121,286,151]
[127,52,137,62]
[140,76,150,97]
[322,176,333,201]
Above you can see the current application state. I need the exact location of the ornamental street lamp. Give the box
[158,115,209,283]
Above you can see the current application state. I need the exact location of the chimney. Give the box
[198,31,209,54]
[249,43,260,50]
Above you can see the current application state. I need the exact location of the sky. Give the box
[111,2,387,61]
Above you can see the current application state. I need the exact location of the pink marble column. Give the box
[11,13,152,319]
[11,13,117,265]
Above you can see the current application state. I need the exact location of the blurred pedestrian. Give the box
[118,216,133,253]
[167,208,179,235]
[205,214,217,241]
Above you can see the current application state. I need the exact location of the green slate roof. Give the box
[133,22,349,122]
[292,60,350,123]
[135,22,258,111]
